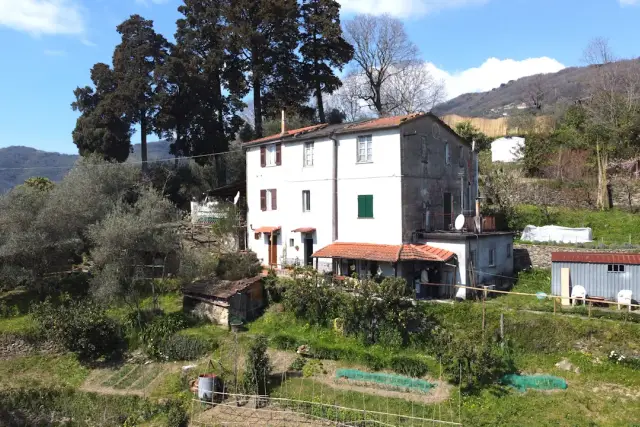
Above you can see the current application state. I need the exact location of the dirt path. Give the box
[190,402,335,427]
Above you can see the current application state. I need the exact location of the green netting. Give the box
[501,374,568,392]
[335,369,434,393]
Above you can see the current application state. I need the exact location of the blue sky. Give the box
[0,0,639,155]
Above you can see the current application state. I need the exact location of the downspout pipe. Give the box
[331,135,339,242]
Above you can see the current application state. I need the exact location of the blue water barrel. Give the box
[198,374,216,401]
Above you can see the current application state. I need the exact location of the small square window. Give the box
[289,238,294,247]
[620,265,625,272]
[507,244,512,258]
[445,143,451,165]
[266,144,277,166]
[357,195,374,218]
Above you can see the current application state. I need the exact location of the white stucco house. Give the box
[244,113,514,299]
[491,136,524,163]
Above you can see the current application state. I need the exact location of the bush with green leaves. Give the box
[389,356,429,378]
[288,356,307,371]
[433,329,515,391]
[31,296,125,362]
[160,334,212,361]
[124,310,195,359]
[215,251,261,281]
[243,335,272,395]
[164,399,189,427]
[302,359,326,378]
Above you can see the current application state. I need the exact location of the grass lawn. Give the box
[514,205,640,245]
[0,354,89,389]
[0,314,37,335]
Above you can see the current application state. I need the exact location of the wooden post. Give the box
[482,292,486,334]
[553,297,556,315]
[500,313,504,347]
[588,301,592,318]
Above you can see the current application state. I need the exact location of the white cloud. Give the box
[44,49,67,56]
[81,39,96,47]
[338,0,488,18]
[0,0,85,36]
[427,57,566,100]
[620,0,639,5]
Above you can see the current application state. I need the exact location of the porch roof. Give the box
[254,226,281,233]
[312,242,455,263]
[292,227,316,233]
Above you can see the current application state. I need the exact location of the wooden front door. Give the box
[268,234,278,266]
[304,238,314,266]
[443,192,452,230]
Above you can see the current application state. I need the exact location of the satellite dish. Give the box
[454,214,465,231]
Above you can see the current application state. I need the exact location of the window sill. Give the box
[356,161,373,165]
[358,217,375,219]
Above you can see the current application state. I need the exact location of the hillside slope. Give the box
[432,58,640,118]
[0,141,172,193]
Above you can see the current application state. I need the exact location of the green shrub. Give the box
[289,356,307,371]
[133,311,194,359]
[216,251,261,281]
[32,296,124,362]
[389,356,429,378]
[164,399,189,427]
[271,334,299,351]
[243,335,272,395]
[358,353,386,371]
[302,359,326,378]
[160,334,212,361]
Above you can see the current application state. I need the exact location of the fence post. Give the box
[500,313,504,348]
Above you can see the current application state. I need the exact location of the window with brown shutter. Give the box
[260,190,267,211]
[271,189,277,210]
[260,146,266,167]
[275,143,282,165]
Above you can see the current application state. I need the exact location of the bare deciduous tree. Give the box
[344,14,441,116]
[325,74,367,122]
[581,38,640,209]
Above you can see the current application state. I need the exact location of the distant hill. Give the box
[432,58,640,118]
[0,141,173,194]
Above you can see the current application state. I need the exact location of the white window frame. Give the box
[445,142,451,165]
[488,248,496,267]
[266,144,277,166]
[608,264,625,273]
[357,135,373,163]
[304,142,314,167]
[302,190,311,212]
[266,189,276,211]
[289,238,295,247]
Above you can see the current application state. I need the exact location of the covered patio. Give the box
[312,242,457,299]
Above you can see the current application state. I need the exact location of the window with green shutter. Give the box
[358,195,374,218]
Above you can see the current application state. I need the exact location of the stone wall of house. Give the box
[515,244,639,269]
[189,299,229,326]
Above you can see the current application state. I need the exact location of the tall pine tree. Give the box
[300,0,353,123]
[71,63,132,162]
[226,0,306,138]
[113,15,169,170]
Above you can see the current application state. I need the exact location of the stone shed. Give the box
[182,276,264,327]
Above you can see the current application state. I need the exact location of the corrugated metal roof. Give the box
[183,275,263,299]
[312,242,455,263]
[551,252,640,265]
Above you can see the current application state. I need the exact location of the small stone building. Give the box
[182,276,264,327]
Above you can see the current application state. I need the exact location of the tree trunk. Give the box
[316,80,325,123]
[373,85,384,116]
[596,142,609,210]
[140,111,148,172]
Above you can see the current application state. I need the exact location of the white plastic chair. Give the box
[618,290,633,311]
[571,285,586,306]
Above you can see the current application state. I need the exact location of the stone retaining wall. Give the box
[515,244,639,269]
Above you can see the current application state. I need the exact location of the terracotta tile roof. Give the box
[183,275,263,300]
[254,226,281,233]
[242,113,429,146]
[312,242,455,263]
[552,252,640,265]
[243,124,329,146]
[292,227,316,233]
[337,113,426,133]
[398,244,455,262]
